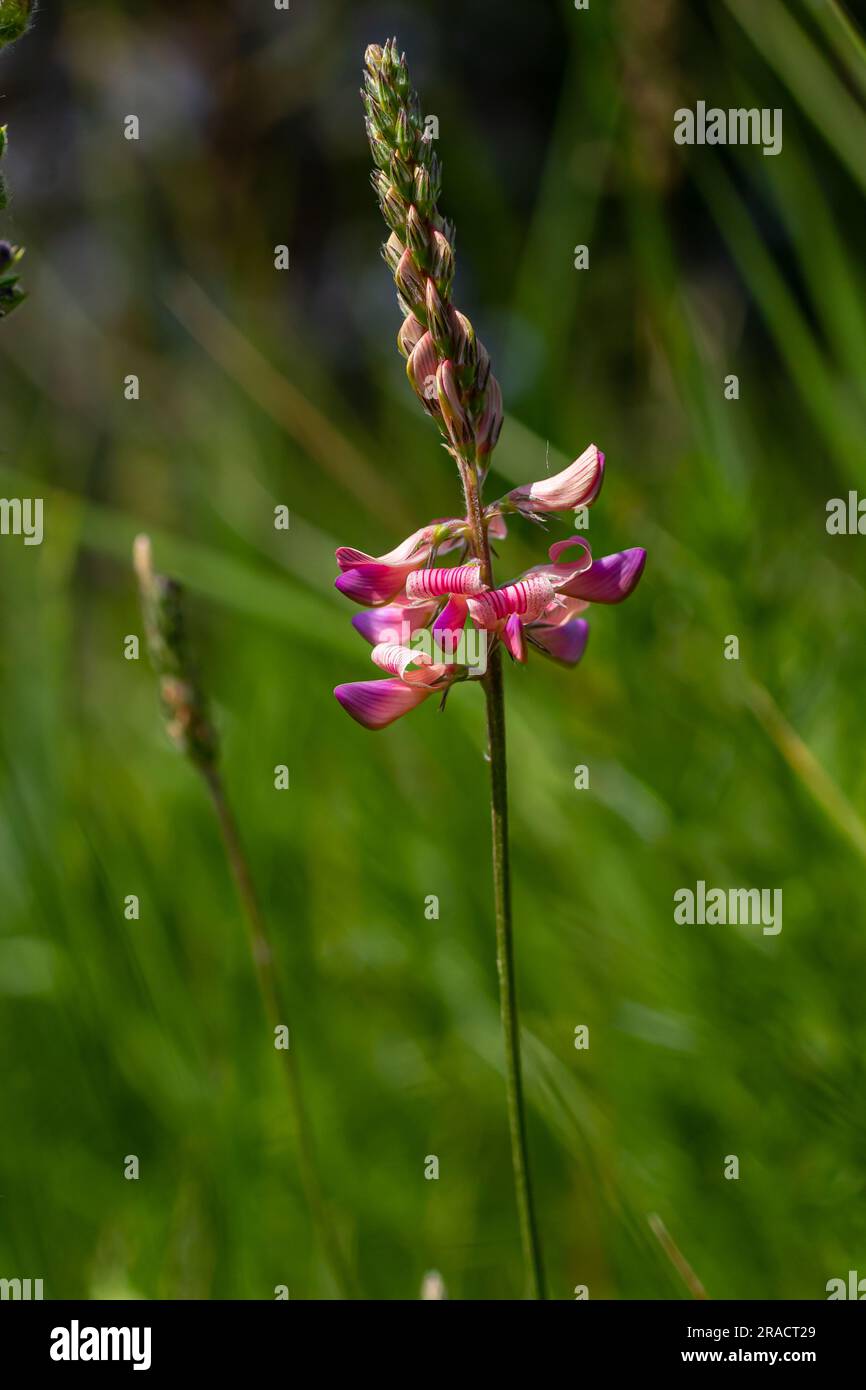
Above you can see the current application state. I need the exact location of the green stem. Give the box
[459,456,547,1301]
[202,766,357,1300]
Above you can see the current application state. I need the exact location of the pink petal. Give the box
[432,595,469,637]
[506,443,605,515]
[370,643,448,685]
[502,613,526,663]
[539,595,589,626]
[352,602,435,646]
[530,617,589,666]
[560,547,646,604]
[467,574,557,628]
[333,678,432,731]
[406,562,484,600]
[335,562,418,606]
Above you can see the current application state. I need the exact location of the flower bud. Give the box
[397,312,425,359]
[364,44,384,74]
[406,333,441,415]
[395,108,415,160]
[413,164,433,218]
[374,173,407,234]
[430,230,454,296]
[394,247,427,315]
[405,205,430,266]
[474,376,503,456]
[425,279,453,357]
[389,150,414,199]
[436,360,473,449]
[381,232,404,276]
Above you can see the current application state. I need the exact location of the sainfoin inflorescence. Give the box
[333,40,645,730]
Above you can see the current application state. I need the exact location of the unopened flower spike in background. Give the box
[134,536,356,1300]
[334,37,647,1298]
[0,0,34,318]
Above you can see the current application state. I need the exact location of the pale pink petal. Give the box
[502,613,526,663]
[505,443,605,515]
[487,513,508,542]
[370,643,447,685]
[333,678,431,730]
[560,547,646,604]
[530,617,589,666]
[336,520,465,573]
[539,595,589,626]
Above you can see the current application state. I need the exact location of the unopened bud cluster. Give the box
[0,126,24,316]
[363,39,502,465]
[134,536,218,770]
[0,0,31,49]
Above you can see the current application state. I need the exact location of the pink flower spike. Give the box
[370,643,448,685]
[468,573,557,629]
[505,443,605,516]
[406,562,484,600]
[561,547,647,604]
[502,613,527,663]
[352,601,436,646]
[530,616,589,666]
[334,678,432,730]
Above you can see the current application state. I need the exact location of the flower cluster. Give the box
[334,444,646,729]
[333,39,645,731]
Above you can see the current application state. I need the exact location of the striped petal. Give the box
[560,547,646,604]
[333,678,432,731]
[467,573,557,629]
[406,562,484,600]
[370,643,448,685]
[530,616,589,666]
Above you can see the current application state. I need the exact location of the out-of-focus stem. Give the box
[202,766,357,1300]
[459,455,547,1301]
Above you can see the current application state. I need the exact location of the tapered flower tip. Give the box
[0,1,31,46]
[531,617,589,666]
[562,547,646,604]
[334,678,430,730]
[335,563,411,607]
[502,613,526,663]
[352,602,434,646]
[506,443,605,515]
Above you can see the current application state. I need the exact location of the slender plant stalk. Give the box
[201,767,357,1299]
[354,39,548,1298]
[134,536,355,1299]
[460,457,546,1300]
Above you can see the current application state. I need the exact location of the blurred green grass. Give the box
[1,0,866,1299]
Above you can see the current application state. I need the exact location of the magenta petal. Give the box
[433,595,468,636]
[352,603,432,646]
[335,564,411,606]
[502,613,526,663]
[531,617,589,666]
[333,678,431,730]
[561,547,646,603]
